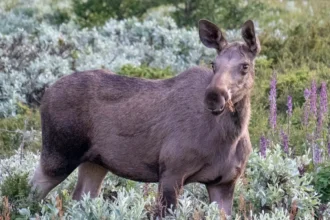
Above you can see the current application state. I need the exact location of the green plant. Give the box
[167,0,266,28]
[0,11,214,116]
[0,104,41,157]
[0,172,40,218]
[235,146,319,218]
[118,64,174,79]
[1,173,30,200]
[72,0,165,27]
[260,19,330,71]
[313,164,330,204]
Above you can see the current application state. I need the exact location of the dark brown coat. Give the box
[30,19,260,216]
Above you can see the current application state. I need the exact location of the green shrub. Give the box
[0,0,20,11]
[0,104,41,158]
[48,8,71,25]
[1,173,30,200]
[259,67,313,112]
[168,0,265,28]
[118,64,174,79]
[0,147,319,219]
[313,164,330,204]
[72,0,165,27]
[250,56,330,151]
[236,146,318,218]
[260,20,330,71]
[0,12,213,116]
[0,172,40,218]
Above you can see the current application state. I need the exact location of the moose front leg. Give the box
[206,182,236,216]
[158,175,184,216]
[206,134,251,216]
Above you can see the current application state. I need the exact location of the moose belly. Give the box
[188,158,244,185]
[86,150,160,182]
[83,136,161,183]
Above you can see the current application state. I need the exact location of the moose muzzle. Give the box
[204,86,230,116]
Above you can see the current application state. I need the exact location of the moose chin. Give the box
[30,19,260,217]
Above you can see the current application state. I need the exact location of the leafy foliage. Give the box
[0,105,41,157]
[0,10,217,116]
[260,20,330,70]
[0,148,321,219]
[0,172,40,217]
[1,173,30,200]
[168,0,266,29]
[72,0,165,27]
[118,64,173,79]
[1,0,330,219]
[313,164,330,204]
[236,146,318,218]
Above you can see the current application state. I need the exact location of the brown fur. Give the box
[30,19,260,216]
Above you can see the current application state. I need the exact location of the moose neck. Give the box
[232,93,251,129]
[210,93,251,142]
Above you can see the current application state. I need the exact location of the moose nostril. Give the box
[205,89,227,112]
[206,92,218,102]
[209,87,229,102]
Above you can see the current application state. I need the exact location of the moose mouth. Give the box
[209,108,225,116]
[207,100,235,116]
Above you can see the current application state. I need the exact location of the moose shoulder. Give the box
[30,19,260,216]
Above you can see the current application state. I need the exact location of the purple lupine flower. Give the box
[328,126,330,158]
[280,130,289,154]
[304,88,310,100]
[303,88,310,126]
[320,82,328,116]
[269,76,277,130]
[316,109,323,138]
[259,135,268,158]
[316,82,328,138]
[310,80,317,117]
[287,95,292,117]
[313,143,321,165]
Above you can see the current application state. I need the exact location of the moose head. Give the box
[199,19,260,115]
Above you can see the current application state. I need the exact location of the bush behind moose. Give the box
[1,0,330,219]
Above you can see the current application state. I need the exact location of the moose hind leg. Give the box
[72,162,108,200]
[30,163,69,199]
[158,175,184,216]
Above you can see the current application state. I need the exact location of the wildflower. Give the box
[320,82,328,117]
[313,143,321,165]
[286,95,292,117]
[316,110,323,138]
[303,88,310,126]
[310,80,317,117]
[280,130,289,154]
[259,136,268,158]
[269,76,277,130]
[316,82,328,138]
[327,126,330,157]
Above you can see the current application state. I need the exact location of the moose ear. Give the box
[199,19,227,53]
[241,20,261,55]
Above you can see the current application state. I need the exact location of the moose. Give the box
[30,19,260,216]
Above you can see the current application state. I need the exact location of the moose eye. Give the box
[241,64,249,74]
